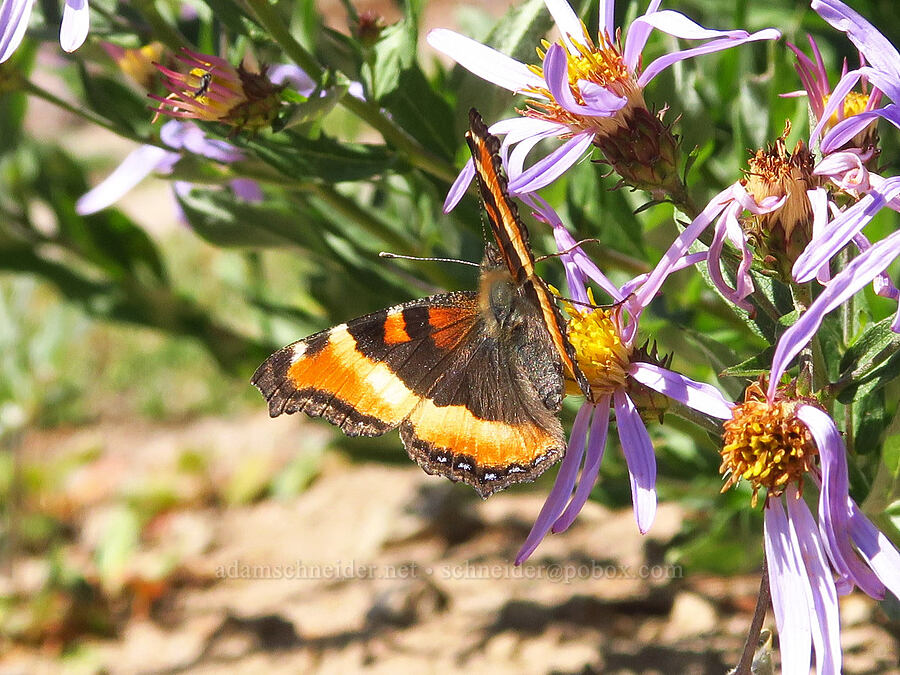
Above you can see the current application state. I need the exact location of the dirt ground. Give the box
[3,412,898,674]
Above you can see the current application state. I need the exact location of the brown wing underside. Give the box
[251,292,565,497]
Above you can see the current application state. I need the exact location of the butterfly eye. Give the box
[488,279,516,325]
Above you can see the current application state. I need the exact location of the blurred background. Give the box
[1,0,899,672]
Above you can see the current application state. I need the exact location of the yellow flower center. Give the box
[564,299,632,398]
[720,388,818,507]
[521,23,642,137]
[823,91,872,128]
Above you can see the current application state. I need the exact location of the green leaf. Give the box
[77,64,152,138]
[721,345,776,378]
[839,315,900,376]
[239,132,398,182]
[176,186,331,253]
[201,0,251,36]
[365,18,417,100]
[378,64,456,160]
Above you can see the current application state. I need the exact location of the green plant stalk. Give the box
[23,81,151,146]
[839,247,855,452]
[129,0,189,54]
[792,282,827,397]
[667,399,725,437]
[245,0,458,184]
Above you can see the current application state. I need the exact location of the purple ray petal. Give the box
[706,203,755,312]
[544,44,625,116]
[507,128,562,180]
[793,177,900,283]
[507,132,594,194]
[515,403,593,564]
[76,145,176,215]
[809,68,863,148]
[0,0,33,63]
[443,159,475,213]
[798,405,886,598]
[426,28,544,94]
[613,390,657,534]
[811,0,900,97]
[598,0,615,40]
[60,0,89,53]
[784,488,842,674]
[822,104,900,153]
[268,64,317,97]
[848,501,900,600]
[770,228,900,399]
[764,499,813,675]
[639,30,781,88]
[635,185,735,309]
[553,396,611,534]
[230,178,263,202]
[622,0,663,72]
[628,362,733,419]
[543,0,586,53]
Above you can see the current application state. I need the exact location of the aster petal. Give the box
[161,121,244,163]
[543,0,586,53]
[639,30,781,88]
[544,44,626,116]
[426,28,544,94]
[706,204,755,312]
[541,206,622,302]
[809,68,863,148]
[0,0,33,63]
[632,10,751,42]
[822,105,900,153]
[552,396,610,534]
[443,159,475,213]
[60,0,89,53]
[613,390,657,534]
[230,178,263,202]
[628,362,733,419]
[784,489,842,675]
[507,128,562,181]
[797,405,886,598]
[622,0,663,72]
[811,0,900,96]
[848,502,900,600]
[764,499,813,675]
[598,0,615,39]
[793,177,900,283]
[634,185,735,309]
[267,64,317,97]
[770,228,900,398]
[507,132,594,194]
[76,145,176,215]
[515,404,593,564]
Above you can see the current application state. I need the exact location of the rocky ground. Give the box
[2,412,898,674]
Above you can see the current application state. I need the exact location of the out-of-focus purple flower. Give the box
[76,120,255,215]
[1,0,90,63]
[722,384,900,673]
[808,0,900,154]
[429,0,780,210]
[515,199,732,563]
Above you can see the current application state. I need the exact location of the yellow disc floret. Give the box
[564,294,632,399]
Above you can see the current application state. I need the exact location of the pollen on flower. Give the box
[564,297,631,398]
[720,384,818,507]
[742,122,819,275]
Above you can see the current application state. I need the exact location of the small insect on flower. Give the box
[150,48,285,131]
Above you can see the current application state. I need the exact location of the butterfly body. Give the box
[252,110,588,497]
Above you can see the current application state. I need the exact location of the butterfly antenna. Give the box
[379,252,480,267]
[534,238,600,263]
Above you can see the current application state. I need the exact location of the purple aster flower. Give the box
[515,200,732,563]
[785,32,882,155]
[722,383,900,673]
[807,0,900,155]
[1,0,90,63]
[76,120,255,215]
[428,0,780,210]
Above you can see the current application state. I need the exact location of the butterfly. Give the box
[252,109,591,497]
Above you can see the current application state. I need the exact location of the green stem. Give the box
[792,283,826,396]
[129,0,189,53]
[307,184,413,255]
[667,399,724,436]
[24,81,151,146]
[246,0,458,184]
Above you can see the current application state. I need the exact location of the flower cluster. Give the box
[431,1,900,672]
